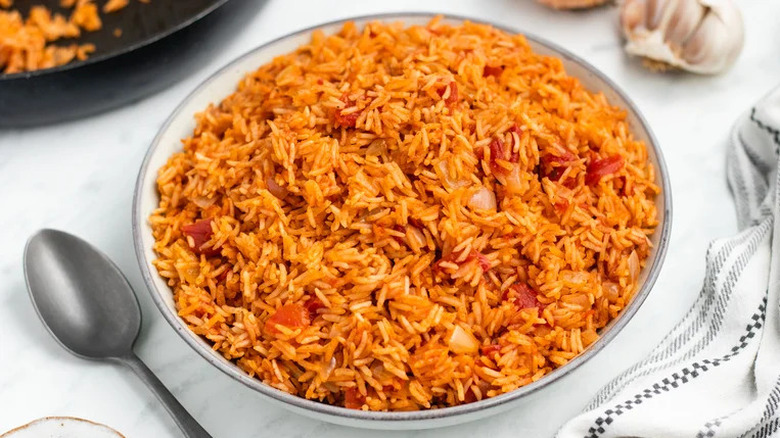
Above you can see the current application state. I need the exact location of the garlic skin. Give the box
[620,0,744,74]
[537,0,610,9]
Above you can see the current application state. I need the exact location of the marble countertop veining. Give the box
[1,0,778,436]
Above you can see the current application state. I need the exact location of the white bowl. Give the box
[133,13,672,430]
[1,417,124,438]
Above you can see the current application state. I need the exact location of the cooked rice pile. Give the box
[151,18,660,411]
[0,0,140,74]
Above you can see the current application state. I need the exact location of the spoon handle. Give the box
[120,353,213,438]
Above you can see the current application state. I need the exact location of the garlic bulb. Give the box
[537,0,610,9]
[620,0,744,74]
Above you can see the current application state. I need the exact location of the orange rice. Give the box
[102,0,128,13]
[150,18,660,411]
[0,0,140,74]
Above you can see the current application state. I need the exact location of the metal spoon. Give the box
[23,229,212,438]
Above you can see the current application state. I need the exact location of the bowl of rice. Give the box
[133,13,672,429]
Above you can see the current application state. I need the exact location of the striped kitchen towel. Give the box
[558,85,780,438]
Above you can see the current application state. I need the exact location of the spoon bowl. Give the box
[23,229,212,438]
[24,229,140,360]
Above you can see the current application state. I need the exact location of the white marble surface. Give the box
[1,0,778,436]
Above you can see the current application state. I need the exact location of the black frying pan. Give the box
[0,0,261,127]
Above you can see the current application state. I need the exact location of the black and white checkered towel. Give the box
[559,86,780,438]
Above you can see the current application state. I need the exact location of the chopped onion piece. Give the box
[408,226,426,249]
[323,357,337,379]
[366,139,387,156]
[449,325,479,354]
[561,271,588,285]
[437,160,469,190]
[628,250,640,282]
[192,195,215,208]
[497,166,523,193]
[604,281,620,301]
[468,187,497,210]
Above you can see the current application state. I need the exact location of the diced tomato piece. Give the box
[264,303,311,335]
[507,125,522,162]
[503,283,544,313]
[334,110,359,127]
[554,200,569,214]
[447,82,459,106]
[483,65,503,77]
[480,344,501,357]
[488,137,508,176]
[344,387,366,409]
[487,133,521,177]
[304,297,325,319]
[543,166,578,188]
[436,81,459,106]
[513,283,542,310]
[586,155,624,186]
[617,175,632,196]
[182,218,220,256]
[540,150,577,183]
[543,150,576,166]
[334,93,360,127]
[490,137,507,162]
[473,251,490,272]
[541,151,576,168]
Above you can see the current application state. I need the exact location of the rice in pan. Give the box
[150,17,660,410]
[0,0,140,74]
